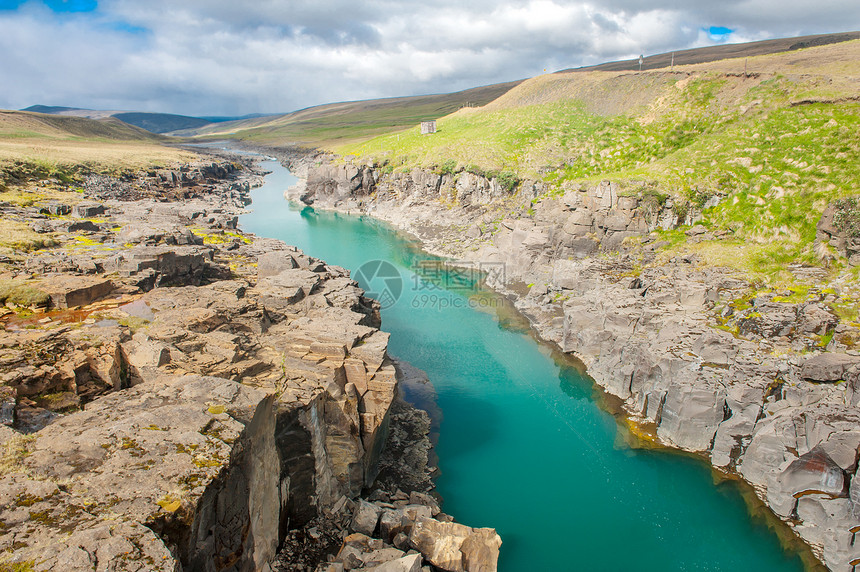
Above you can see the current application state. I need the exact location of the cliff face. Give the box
[298,160,860,571]
[0,155,505,572]
[0,159,398,571]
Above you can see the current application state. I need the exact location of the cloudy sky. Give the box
[0,0,857,116]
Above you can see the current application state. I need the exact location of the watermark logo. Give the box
[412,260,506,291]
[354,260,403,309]
[355,259,506,311]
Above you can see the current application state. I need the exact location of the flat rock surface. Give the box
[0,374,272,571]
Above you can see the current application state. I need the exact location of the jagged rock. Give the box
[66,220,100,232]
[73,203,106,218]
[408,517,501,572]
[738,301,799,339]
[258,250,299,278]
[801,353,860,382]
[42,276,114,309]
[0,374,282,572]
[39,202,72,216]
[353,499,383,536]
[798,303,839,335]
[409,492,440,516]
[0,386,15,426]
[366,554,422,572]
[379,505,432,543]
[777,447,847,500]
[361,547,407,566]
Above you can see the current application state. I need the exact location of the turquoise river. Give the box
[240,158,810,571]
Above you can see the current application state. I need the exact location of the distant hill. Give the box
[110,112,212,134]
[179,80,525,148]
[22,105,85,115]
[0,109,198,182]
[198,113,277,123]
[20,106,223,134]
[559,30,860,73]
[4,110,165,141]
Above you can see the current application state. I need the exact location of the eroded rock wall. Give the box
[0,155,400,571]
[297,159,860,571]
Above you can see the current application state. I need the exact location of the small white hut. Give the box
[420,120,437,135]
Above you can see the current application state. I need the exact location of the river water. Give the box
[240,159,808,571]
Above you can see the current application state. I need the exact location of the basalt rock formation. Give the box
[0,155,501,571]
[296,158,860,571]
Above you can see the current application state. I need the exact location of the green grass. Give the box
[0,281,49,307]
[0,111,198,185]
[186,81,522,148]
[341,73,736,180]
[0,434,35,478]
[336,46,860,285]
[0,561,37,572]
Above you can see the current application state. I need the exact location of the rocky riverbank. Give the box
[0,152,501,571]
[292,155,860,571]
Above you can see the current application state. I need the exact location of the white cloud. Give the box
[0,0,856,115]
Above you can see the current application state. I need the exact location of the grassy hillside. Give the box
[0,110,196,184]
[559,30,859,73]
[183,81,523,148]
[110,112,213,134]
[22,105,221,134]
[340,39,860,284]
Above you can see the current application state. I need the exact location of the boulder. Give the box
[73,203,106,218]
[379,504,433,542]
[257,250,299,278]
[352,499,383,536]
[408,517,501,572]
[43,276,114,309]
[367,554,423,572]
[801,353,860,383]
[39,202,71,216]
[770,447,847,518]
[66,220,100,233]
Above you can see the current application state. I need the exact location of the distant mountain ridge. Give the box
[19,105,277,134]
[559,30,860,73]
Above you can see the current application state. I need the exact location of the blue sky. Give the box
[0,0,97,12]
[0,0,856,115]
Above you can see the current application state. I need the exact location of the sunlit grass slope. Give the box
[341,40,860,282]
[0,110,197,184]
[184,81,523,148]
